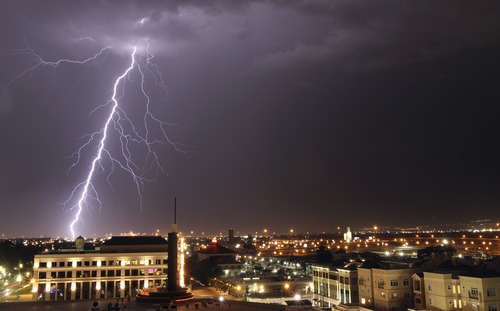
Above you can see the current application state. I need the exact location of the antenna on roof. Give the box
[171,197,177,233]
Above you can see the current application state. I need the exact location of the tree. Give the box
[417,245,456,259]
[189,258,222,285]
[316,246,333,263]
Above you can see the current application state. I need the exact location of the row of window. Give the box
[313,272,357,285]
[36,279,164,301]
[38,259,167,268]
[378,279,410,288]
[425,284,496,297]
[358,276,409,287]
[379,291,410,299]
[313,286,358,301]
[38,268,167,279]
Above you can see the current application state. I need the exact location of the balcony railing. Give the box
[378,282,385,289]
[468,291,480,300]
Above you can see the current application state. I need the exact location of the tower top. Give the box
[171,197,177,232]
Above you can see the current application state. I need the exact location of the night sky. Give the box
[1,1,500,238]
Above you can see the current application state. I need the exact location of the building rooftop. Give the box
[102,236,168,246]
[460,267,500,278]
[198,242,236,255]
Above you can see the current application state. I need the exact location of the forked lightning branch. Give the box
[6,40,183,238]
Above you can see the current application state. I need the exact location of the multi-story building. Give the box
[410,260,500,311]
[312,262,358,308]
[197,239,242,277]
[359,263,416,311]
[412,272,427,310]
[358,261,379,308]
[420,272,462,311]
[32,236,169,301]
[460,272,500,311]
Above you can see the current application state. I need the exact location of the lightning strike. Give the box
[68,47,137,238]
[6,39,188,238]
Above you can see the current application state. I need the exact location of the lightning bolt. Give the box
[5,39,189,238]
[68,47,138,238]
[3,38,111,88]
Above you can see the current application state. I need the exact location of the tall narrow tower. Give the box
[137,197,193,302]
[168,198,179,291]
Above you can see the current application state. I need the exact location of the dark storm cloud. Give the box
[1,0,500,237]
[259,1,500,71]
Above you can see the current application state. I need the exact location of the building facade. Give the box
[197,239,242,277]
[413,271,500,311]
[312,263,359,308]
[32,236,169,301]
[358,265,416,311]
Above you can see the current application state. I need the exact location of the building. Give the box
[460,271,500,311]
[412,273,426,310]
[197,238,242,277]
[358,262,417,311]
[312,262,359,308]
[419,271,462,311]
[411,264,500,311]
[32,236,168,301]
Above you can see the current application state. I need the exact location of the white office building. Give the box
[32,236,168,301]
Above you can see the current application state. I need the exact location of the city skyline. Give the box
[1,1,500,238]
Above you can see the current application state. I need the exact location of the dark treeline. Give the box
[0,240,43,269]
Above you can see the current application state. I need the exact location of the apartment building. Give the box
[421,272,462,311]
[459,272,500,311]
[32,236,169,301]
[413,273,427,310]
[312,262,359,308]
[410,260,500,311]
[359,263,417,311]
